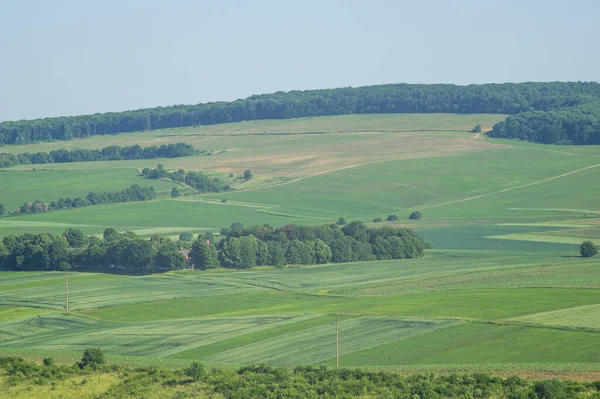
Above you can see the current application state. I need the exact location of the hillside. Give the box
[1,113,599,380]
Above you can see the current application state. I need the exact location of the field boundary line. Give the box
[421,163,600,210]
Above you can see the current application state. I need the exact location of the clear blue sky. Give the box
[0,0,598,122]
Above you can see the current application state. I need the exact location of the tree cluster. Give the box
[0,142,199,168]
[7,185,156,216]
[2,82,600,145]
[489,100,600,144]
[0,228,185,273]
[141,164,231,192]
[189,221,425,269]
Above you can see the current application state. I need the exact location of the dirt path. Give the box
[422,164,600,210]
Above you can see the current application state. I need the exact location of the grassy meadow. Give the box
[1,113,600,376]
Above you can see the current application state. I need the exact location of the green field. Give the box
[1,113,600,375]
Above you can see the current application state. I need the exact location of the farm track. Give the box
[422,163,600,210]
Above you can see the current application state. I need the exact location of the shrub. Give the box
[472,124,482,133]
[170,187,181,198]
[179,232,193,242]
[409,211,422,220]
[42,357,54,367]
[243,169,253,180]
[580,240,598,257]
[185,362,205,381]
[78,348,105,370]
[532,379,567,399]
[221,198,227,203]
[373,217,383,223]
[387,214,398,221]
[336,217,347,225]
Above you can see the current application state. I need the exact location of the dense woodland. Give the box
[1,184,157,216]
[488,100,600,144]
[0,142,199,168]
[190,221,426,270]
[2,356,599,399]
[0,222,425,273]
[1,82,600,146]
[0,228,185,273]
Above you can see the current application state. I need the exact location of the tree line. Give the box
[2,82,600,145]
[0,228,185,273]
[0,142,200,168]
[190,221,426,269]
[1,184,156,216]
[489,100,600,144]
[141,164,231,192]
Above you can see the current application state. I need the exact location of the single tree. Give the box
[78,348,105,369]
[43,357,54,367]
[409,211,422,220]
[0,204,5,215]
[243,169,253,180]
[171,187,181,198]
[336,217,347,226]
[386,214,398,221]
[373,217,383,223]
[472,124,482,133]
[580,240,598,257]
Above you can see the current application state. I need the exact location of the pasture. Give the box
[1,113,600,375]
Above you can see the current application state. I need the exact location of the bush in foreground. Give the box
[78,348,105,370]
[1,356,599,398]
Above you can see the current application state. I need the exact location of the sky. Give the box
[0,0,598,122]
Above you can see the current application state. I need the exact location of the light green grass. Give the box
[511,304,600,329]
[0,314,314,358]
[0,168,177,211]
[332,258,600,295]
[0,113,508,154]
[204,317,457,366]
[486,233,600,245]
[88,288,600,322]
[0,306,49,321]
[0,272,263,310]
[330,322,600,366]
[170,315,336,360]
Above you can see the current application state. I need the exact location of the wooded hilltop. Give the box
[1,82,600,145]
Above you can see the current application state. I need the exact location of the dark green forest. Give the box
[0,222,425,273]
[2,185,157,216]
[191,221,425,270]
[2,82,600,145]
[0,142,199,168]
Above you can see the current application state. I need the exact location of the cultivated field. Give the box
[1,113,600,376]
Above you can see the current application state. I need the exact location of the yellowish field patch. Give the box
[511,304,600,329]
[485,233,598,245]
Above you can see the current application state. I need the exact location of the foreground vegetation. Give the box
[2,355,600,399]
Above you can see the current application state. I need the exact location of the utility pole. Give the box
[65,268,69,315]
[336,313,339,368]
[570,244,574,258]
